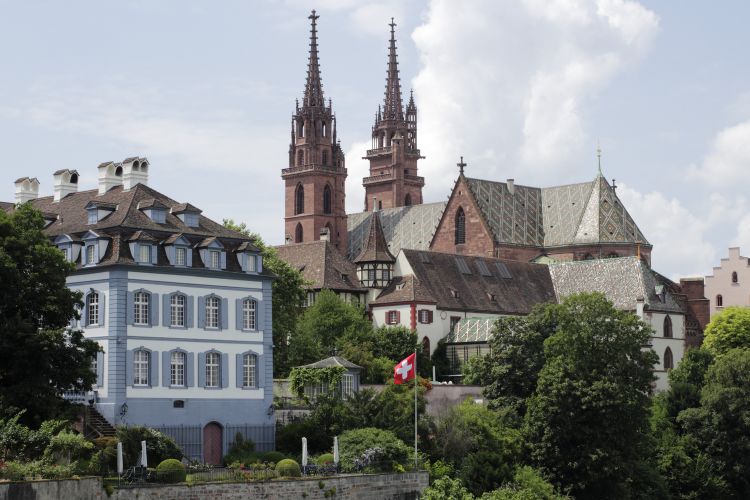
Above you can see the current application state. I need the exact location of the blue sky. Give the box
[2,0,749,279]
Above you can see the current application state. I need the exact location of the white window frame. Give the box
[175,247,186,266]
[243,353,257,389]
[246,254,256,272]
[342,373,354,399]
[133,291,149,326]
[205,352,220,388]
[170,351,186,387]
[170,294,185,327]
[134,350,149,386]
[205,297,219,329]
[210,250,220,269]
[86,245,96,265]
[87,292,99,326]
[139,244,151,263]
[419,309,430,324]
[243,299,257,330]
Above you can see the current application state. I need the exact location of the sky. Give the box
[1,0,749,280]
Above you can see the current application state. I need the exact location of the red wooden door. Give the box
[203,422,223,465]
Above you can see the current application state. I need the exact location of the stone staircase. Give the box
[82,406,116,438]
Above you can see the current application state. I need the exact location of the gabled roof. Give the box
[128,230,158,242]
[548,256,681,313]
[354,211,395,263]
[371,274,436,305]
[275,240,365,293]
[299,356,362,370]
[347,201,446,260]
[373,249,556,314]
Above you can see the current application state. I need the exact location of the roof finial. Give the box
[457,156,467,175]
[596,141,602,175]
[382,17,404,121]
[303,9,324,108]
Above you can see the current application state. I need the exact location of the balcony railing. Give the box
[365,146,392,157]
[282,164,346,176]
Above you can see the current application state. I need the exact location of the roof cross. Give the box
[457,156,467,175]
[309,9,319,22]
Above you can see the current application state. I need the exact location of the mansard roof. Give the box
[347,201,446,260]
[275,240,365,293]
[548,256,682,313]
[354,211,395,264]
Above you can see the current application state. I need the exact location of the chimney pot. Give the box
[14,177,40,204]
[53,169,79,202]
[122,157,149,191]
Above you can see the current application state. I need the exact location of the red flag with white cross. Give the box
[394,353,416,385]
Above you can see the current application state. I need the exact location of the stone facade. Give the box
[705,247,750,318]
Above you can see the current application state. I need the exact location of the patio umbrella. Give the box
[140,440,147,467]
[302,437,308,467]
[117,442,123,474]
[333,436,339,464]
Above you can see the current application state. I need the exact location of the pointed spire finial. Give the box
[596,141,602,175]
[457,156,467,175]
[303,10,324,108]
[383,18,404,121]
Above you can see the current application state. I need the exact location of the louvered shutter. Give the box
[221,353,229,388]
[150,293,159,326]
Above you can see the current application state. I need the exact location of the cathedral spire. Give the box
[303,10,325,108]
[383,18,404,121]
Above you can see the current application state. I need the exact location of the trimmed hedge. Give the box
[275,458,302,478]
[316,453,335,465]
[156,458,186,483]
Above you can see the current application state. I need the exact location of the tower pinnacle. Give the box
[383,17,404,121]
[304,10,324,108]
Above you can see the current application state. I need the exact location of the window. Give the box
[368,268,376,282]
[418,309,432,324]
[243,299,257,330]
[175,247,186,266]
[717,294,723,307]
[134,292,149,325]
[732,271,738,284]
[323,184,332,214]
[386,310,399,325]
[450,289,460,299]
[450,316,461,332]
[295,223,303,243]
[295,184,305,215]
[663,315,673,338]
[205,297,219,328]
[134,350,149,386]
[170,294,185,327]
[61,247,69,261]
[246,254,257,272]
[170,351,186,387]
[455,207,466,244]
[243,353,257,388]
[205,352,220,388]
[86,245,95,265]
[210,250,220,269]
[87,292,99,326]
[663,347,674,370]
[341,374,354,399]
[383,267,391,282]
[322,150,328,165]
[139,244,151,263]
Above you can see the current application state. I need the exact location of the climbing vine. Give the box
[289,366,346,397]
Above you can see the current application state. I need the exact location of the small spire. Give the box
[303,10,325,108]
[383,18,404,121]
[596,141,602,175]
[457,156,467,175]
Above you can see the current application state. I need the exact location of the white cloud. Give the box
[687,119,750,186]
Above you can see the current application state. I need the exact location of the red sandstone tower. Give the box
[362,19,424,211]
[282,10,348,253]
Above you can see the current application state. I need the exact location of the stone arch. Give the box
[295,223,303,243]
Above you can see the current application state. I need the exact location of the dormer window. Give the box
[82,231,108,267]
[139,244,152,263]
[172,203,202,228]
[86,245,95,265]
[138,199,168,224]
[197,237,225,270]
[164,234,192,267]
[450,289,460,299]
[85,201,117,225]
[175,247,186,266]
[54,234,82,263]
[210,250,220,269]
[127,231,157,265]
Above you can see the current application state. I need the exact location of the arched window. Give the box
[87,292,100,326]
[323,184,332,214]
[134,291,149,325]
[322,150,328,166]
[295,184,305,215]
[663,315,673,338]
[134,349,150,386]
[322,121,327,137]
[717,294,723,307]
[663,347,674,370]
[422,336,431,356]
[297,150,304,166]
[243,353,257,389]
[732,271,738,284]
[455,207,466,244]
[405,193,412,206]
[378,200,383,210]
[295,223,303,243]
[205,352,220,388]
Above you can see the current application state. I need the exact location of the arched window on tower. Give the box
[663,315,673,338]
[422,336,431,356]
[663,347,674,370]
[323,184,332,215]
[295,184,305,215]
[405,193,412,206]
[455,207,466,244]
[322,121,327,137]
[732,271,738,283]
[717,294,723,307]
[295,223,303,243]
[297,150,304,166]
[322,150,328,166]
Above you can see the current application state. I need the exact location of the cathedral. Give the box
[276,11,707,390]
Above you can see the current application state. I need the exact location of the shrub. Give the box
[156,458,186,483]
[116,426,182,467]
[276,420,329,455]
[276,458,302,477]
[338,428,411,472]
[316,453,335,465]
[223,433,256,465]
[422,476,474,500]
[44,431,94,464]
[0,412,67,461]
[0,460,76,481]
[261,451,287,464]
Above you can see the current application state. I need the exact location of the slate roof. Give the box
[299,356,362,370]
[548,256,682,313]
[275,240,365,293]
[464,174,649,248]
[0,201,15,212]
[347,202,446,260]
[354,211,395,263]
[373,249,556,314]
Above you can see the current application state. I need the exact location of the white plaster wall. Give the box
[643,311,685,392]
[705,247,750,317]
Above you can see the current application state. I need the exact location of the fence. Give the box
[153,424,275,462]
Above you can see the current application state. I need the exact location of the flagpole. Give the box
[414,349,418,468]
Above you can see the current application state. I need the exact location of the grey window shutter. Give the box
[150,351,159,387]
[258,355,265,389]
[83,297,89,327]
[162,351,170,387]
[186,296,194,328]
[100,293,106,327]
[220,251,227,270]
[257,255,263,273]
[238,253,246,272]
[150,293,159,327]
[197,352,206,387]
[162,294,170,326]
[126,291,135,325]
[221,298,229,330]
[151,245,158,265]
[235,354,243,388]
[221,353,229,388]
[186,352,195,387]
[257,299,264,331]
[197,296,206,328]
[96,351,104,386]
[166,246,175,265]
[186,248,193,267]
[126,350,134,387]
[235,299,243,330]
[128,242,137,261]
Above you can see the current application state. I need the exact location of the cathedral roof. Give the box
[548,256,682,313]
[354,211,396,263]
[347,202,446,260]
[275,240,365,293]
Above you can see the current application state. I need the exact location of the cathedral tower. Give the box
[282,10,348,252]
[362,19,424,211]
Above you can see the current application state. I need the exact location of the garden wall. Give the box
[0,477,102,500]
[113,472,428,500]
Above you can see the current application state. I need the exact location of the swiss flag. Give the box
[394,353,416,385]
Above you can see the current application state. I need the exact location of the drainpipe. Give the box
[410,303,417,332]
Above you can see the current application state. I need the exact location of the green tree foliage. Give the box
[480,466,568,500]
[0,204,100,425]
[523,293,659,500]
[461,354,492,386]
[422,476,474,500]
[222,219,307,376]
[702,306,750,356]
[663,348,714,425]
[115,426,182,468]
[0,412,67,461]
[337,427,412,472]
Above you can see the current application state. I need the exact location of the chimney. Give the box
[507,179,514,195]
[285,234,292,245]
[319,227,330,242]
[14,177,40,204]
[97,161,123,194]
[122,157,149,191]
[52,169,79,202]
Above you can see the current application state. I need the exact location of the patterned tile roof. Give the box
[370,274,437,305]
[354,211,395,263]
[347,202,446,260]
[275,240,365,293]
[548,256,682,313]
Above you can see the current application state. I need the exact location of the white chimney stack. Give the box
[122,157,149,191]
[97,161,123,194]
[14,177,40,204]
[53,169,79,202]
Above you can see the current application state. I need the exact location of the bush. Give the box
[422,476,474,500]
[0,460,76,481]
[276,458,302,477]
[116,426,182,467]
[261,451,287,464]
[338,428,411,472]
[0,412,68,461]
[276,420,329,455]
[316,453,335,465]
[223,433,256,465]
[44,430,94,464]
[156,458,186,483]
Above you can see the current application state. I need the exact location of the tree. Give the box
[702,306,750,357]
[663,347,714,425]
[422,476,474,500]
[0,204,100,426]
[222,219,307,376]
[523,293,660,500]
[481,466,568,500]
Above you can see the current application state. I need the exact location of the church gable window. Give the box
[455,207,466,244]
